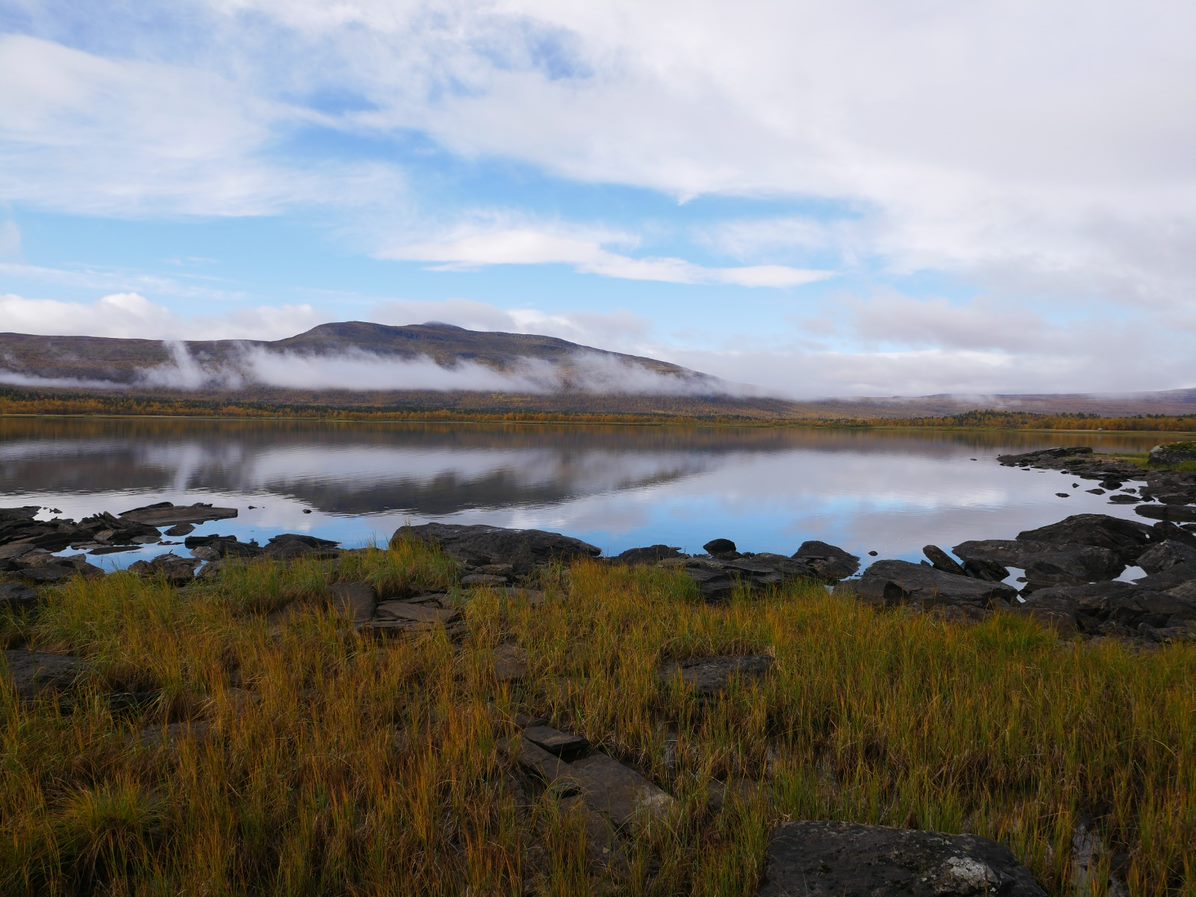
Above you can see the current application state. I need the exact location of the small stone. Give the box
[524,724,590,760]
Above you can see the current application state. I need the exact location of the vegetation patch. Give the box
[2,546,1194,895]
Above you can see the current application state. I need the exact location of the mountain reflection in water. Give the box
[0,418,1165,566]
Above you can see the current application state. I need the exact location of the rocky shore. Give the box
[5,444,1196,894]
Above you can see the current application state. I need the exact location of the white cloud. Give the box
[383,221,830,287]
[0,292,329,340]
[0,217,20,259]
[0,34,405,217]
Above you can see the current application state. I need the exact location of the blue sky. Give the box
[1,0,1194,396]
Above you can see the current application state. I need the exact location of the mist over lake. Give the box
[0,417,1165,569]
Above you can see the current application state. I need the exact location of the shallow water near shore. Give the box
[0,417,1173,570]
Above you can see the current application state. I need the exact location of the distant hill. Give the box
[0,322,1193,419]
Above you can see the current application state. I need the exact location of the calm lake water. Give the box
[0,417,1169,570]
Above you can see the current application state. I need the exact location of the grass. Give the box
[1,544,1194,896]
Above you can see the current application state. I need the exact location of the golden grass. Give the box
[1,546,1194,896]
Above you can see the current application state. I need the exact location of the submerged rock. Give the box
[757,821,1046,897]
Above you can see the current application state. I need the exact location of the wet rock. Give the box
[612,544,687,565]
[998,446,1092,466]
[851,560,1016,609]
[1108,494,1142,504]
[659,654,774,699]
[1136,540,1196,575]
[128,553,200,585]
[119,501,238,527]
[3,650,86,702]
[1015,514,1153,564]
[791,540,860,581]
[923,544,966,576]
[164,523,194,537]
[391,523,600,574]
[757,821,1046,897]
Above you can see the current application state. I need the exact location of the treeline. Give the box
[2,388,1195,432]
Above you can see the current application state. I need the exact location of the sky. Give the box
[1,0,1194,398]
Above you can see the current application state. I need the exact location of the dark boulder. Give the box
[1015,514,1152,564]
[263,533,340,560]
[128,553,200,585]
[923,544,966,576]
[852,560,1016,610]
[757,821,1046,897]
[791,540,859,581]
[185,534,262,560]
[612,545,687,565]
[953,539,1123,588]
[391,523,600,575]
[1134,562,1196,591]
[962,557,1010,582]
[997,446,1092,466]
[702,538,738,556]
[1136,540,1196,575]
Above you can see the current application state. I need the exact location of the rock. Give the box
[659,654,774,699]
[1136,540,1196,575]
[493,642,528,682]
[127,553,200,585]
[677,554,822,601]
[791,540,860,581]
[962,557,1009,582]
[119,502,238,527]
[1055,492,1070,498]
[1086,488,1106,495]
[0,581,39,612]
[612,545,687,565]
[1150,521,1196,548]
[1016,514,1153,563]
[185,534,262,560]
[460,573,509,587]
[923,545,966,577]
[757,821,1046,897]
[851,560,1016,610]
[3,650,86,703]
[953,539,1123,587]
[1135,504,1196,523]
[1134,562,1196,591]
[391,523,600,574]
[512,735,570,782]
[703,538,738,556]
[373,600,461,625]
[164,523,195,536]
[262,533,339,560]
[998,447,1092,466]
[561,754,675,828]
[1107,494,1141,504]
[523,724,591,761]
[1148,441,1196,467]
[328,582,376,623]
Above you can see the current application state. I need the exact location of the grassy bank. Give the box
[3,546,1194,896]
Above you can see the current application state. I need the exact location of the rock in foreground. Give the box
[758,821,1046,897]
[391,523,600,574]
[851,559,1017,609]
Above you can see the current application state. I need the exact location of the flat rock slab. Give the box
[120,502,238,527]
[660,654,774,699]
[524,724,590,760]
[391,522,600,574]
[1136,504,1196,523]
[757,821,1046,897]
[493,642,528,682]
[561,754,675,828]
[329,582,377,623]
[374,600,461,625]
[3,650,86,702]
[852,560,1016,609]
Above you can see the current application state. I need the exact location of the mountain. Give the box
[0,322,1193,419]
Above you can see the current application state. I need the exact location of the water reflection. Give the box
[0,418,1165,565]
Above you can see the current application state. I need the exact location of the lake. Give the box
[0,417,1168,569]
